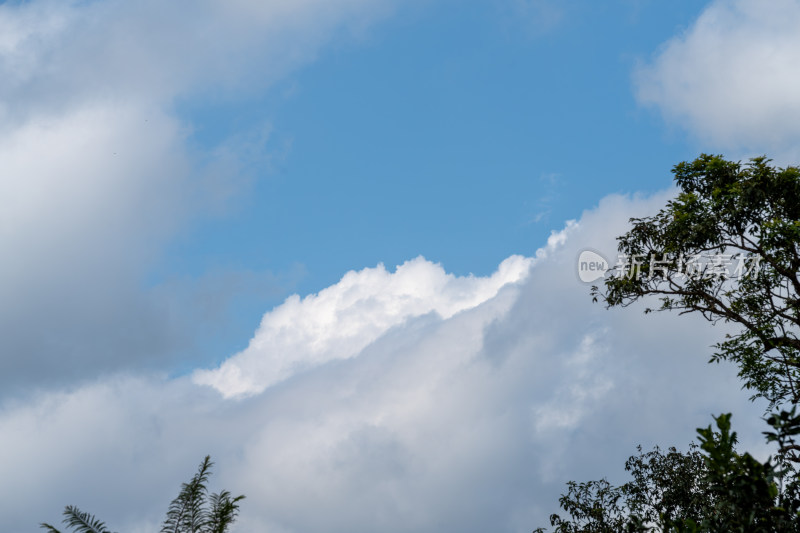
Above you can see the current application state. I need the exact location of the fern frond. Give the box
[42,455,242,533]
[161,456,213,533]
[61,505,112,533]
[205,490,246,533]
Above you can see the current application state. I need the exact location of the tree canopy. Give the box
[596,154,800,408]
[538,155,800,532]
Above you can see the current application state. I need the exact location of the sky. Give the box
[2,0,800,531]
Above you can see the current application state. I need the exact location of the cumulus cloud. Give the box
[193,254,534,398]
[4,192,768,533]
[635,0,800,159]
[0,0,397,391]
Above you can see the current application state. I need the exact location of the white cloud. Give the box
[3,191,768,532]
[0,0,394,113]
[193,254,534,398]
[0,3,782,529]
[635,0,800,159]
[0,0,398,390]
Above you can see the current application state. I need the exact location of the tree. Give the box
[595,154,800,408]
[536,414,800,532]
[533,443,711,533]
[41,456,244,533]
[537,155,800,531]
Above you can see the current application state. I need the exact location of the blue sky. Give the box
[170,0,699,284]
[156,0,708,366]
[3,0,800,531]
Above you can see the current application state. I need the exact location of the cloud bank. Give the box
[7,192,766,533]
[635,0,800,159]
[0,0,396,391]
[2,2,790,531]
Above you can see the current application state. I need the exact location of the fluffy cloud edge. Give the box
[192,253,535,398]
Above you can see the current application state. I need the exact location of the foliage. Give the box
[594,154,800,408]
[537,155,800,531]
[678,413,800,532]
[41,456,244,533]
[40,506,116,533]
[536,413,800,532]
[533,441,711,532]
